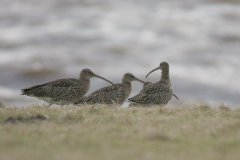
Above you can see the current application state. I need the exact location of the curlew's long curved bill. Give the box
[145,67,160,78]
[134,77,148,85]
[173,94,179,100]
[93,74,119,91]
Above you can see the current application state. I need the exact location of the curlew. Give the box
[75,73,147,106]
[128,62,176,106]
[21,68,118,107]
[128,81,179,107]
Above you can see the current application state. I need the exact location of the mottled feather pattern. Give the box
[77,83,131,105]
[128,81,173,104]
[128,82,152,107]
[21,78,89,105]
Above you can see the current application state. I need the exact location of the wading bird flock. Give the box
[21,62,178,107]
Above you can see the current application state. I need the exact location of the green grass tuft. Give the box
[0,103,240,160]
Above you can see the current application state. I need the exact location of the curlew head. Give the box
[123,73,148,85]
[80,68,95,79]
[80,68,118,90]
[145,62,169,78]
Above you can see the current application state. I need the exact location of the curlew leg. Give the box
[173,94,179,100]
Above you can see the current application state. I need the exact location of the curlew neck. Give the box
[160,68,171,84]
[122,77,132,90]
[79,75,90,83]
[79,75,91,92]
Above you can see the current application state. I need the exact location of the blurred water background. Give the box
[0,0,240,107]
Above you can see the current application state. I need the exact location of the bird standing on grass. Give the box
[21,68,118,107]
[75,73,147,106]
[128,62,177,106]
[128,81,152,107]
[128,80,178,107]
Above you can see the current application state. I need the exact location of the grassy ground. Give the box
[0,103,240,160]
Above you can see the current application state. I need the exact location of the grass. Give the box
[0,103,240,160]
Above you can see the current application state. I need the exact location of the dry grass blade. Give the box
[0,102,240,160]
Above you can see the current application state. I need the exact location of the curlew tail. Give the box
[21,84,44,96]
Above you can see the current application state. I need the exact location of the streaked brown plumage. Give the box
[75,73,147,106]
[128,81,179,107]
[128,62,175,106]
[128,81,152,107]
[21,68,118,106]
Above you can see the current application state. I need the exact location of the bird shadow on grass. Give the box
[4,114,47,124]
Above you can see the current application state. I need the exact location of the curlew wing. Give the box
[78,83,124,104]
[128,81,173,104]
[21,78,87,99]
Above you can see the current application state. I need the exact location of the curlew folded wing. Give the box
[21,78,86,98]
[128,81,172,104]
[82,83,123,104]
